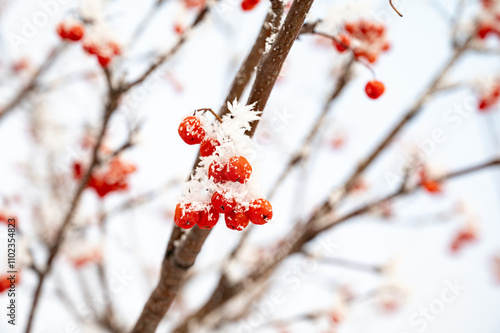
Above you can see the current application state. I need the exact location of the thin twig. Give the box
[0,43,66,122]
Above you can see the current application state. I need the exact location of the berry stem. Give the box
[196,108,223,122]
[390,0,403,17]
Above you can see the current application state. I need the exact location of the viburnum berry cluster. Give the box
[56,20,85,42]
[175,101,273,231]
[477,0,500,39]
[82,38,122,68]
[332,19,390,64]
[72,157,136,198]
[56,18,122,68]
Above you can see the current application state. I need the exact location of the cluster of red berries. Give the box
[478,83,500,111]
[241,0,260,11]
[365,80,385,99]
[56,20,121,68]
[56,21,85,42]
[175,196,272,231]
[73,157,136,198]
[450,225,478,253]
[477,0,500,39]
[82,39,122,68]
[333,19,390,63]
[176,114,273,231]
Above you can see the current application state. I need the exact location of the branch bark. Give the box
[132,0,315,331]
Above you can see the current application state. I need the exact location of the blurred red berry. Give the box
[365,80,385,99]
[241,0,260,11]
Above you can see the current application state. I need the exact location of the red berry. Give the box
[108,41,122,56]
[225,211,250,231]
[226,156,252,183]
[200,138,220,157]
[67,25,85,41]
[478,24,493,39]
[208,161,227,183]
[197,206,219,229]
[241,0,260,11]
[57,22,85,41]
[421,179,442,194]
[174,203,199,229]
[97,54,112,68]
[56,23,69,39]
[211,191,237,214]
[333,34,350,53]
[365,80,385,99]
[83,41,99,55]
[178,116,206,145]
[248,199,273,225]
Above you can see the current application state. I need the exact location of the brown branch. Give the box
[311,33,474,221]
[0,44,66,122]
[124,7,209,90]
[132,0,313,330]
[267,55,355,199]
[390,0,403,17]
[314,157,500,234]
[164,0,285,278]
[25,82,123,333]
[300,251,383,274]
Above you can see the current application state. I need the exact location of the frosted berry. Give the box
[178,116,206,145]
[200,138,220,157]
[226,156,252,183]
[197,206,219,229]
[225,211,250,231]
[365,80,385,99]
[211,191,237,214]
[241,0,260,11]
[248,199,273,225]
[208,161,227,183]
[174,203,199,229]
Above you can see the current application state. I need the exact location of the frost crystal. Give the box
[178,100,264,211]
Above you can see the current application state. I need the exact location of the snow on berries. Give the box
[365,80,385,99]
[57,20,85,42]
[175,100,273,231]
